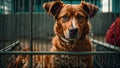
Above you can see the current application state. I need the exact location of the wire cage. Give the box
[0,0,120,68]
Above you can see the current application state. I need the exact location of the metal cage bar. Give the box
[0,51,120,55]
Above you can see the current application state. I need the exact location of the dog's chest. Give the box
[52,55,87,68]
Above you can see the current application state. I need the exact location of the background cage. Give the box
[0,0,120,68]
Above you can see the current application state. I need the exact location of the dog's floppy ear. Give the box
[81,1,98,18]
[43,1,64,19]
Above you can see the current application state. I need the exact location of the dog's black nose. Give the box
[69,28,78,39]
[69,28,78,34]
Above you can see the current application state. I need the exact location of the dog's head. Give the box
[43,1,98,40]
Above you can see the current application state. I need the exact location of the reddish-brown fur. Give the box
[7,46,42,68]
[43,1,98,68]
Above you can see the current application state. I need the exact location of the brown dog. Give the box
[7,1,98,68]
[7,46,42,68]
[43,1,98,68]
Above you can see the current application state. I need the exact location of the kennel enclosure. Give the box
[0,0,120,68]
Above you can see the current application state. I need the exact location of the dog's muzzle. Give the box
[68,28,78,40]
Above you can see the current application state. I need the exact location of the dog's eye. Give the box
[62,15,69,22]
[76,15,83,22]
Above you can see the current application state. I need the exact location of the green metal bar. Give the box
[91,39,120,51]
[30,0,33,68]
[0,41,20,51]
[0,51,120,55]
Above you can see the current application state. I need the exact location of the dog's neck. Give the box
[60,37,69,43]
[58,36,86,51]
[52,35,87,51]
[60,35,85,44]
